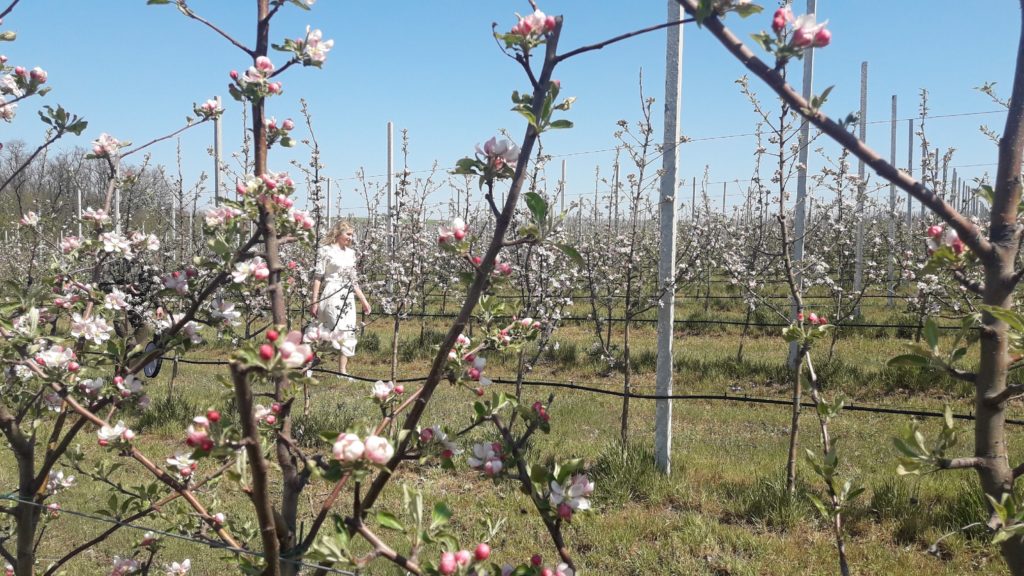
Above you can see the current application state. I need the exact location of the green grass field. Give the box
[4,308,1020,575]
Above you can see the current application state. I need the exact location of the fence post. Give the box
[655,0,682,476]
[854,61,867,317]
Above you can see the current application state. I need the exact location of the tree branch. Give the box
[675,0,993,262]
[938,457,986,470]
[176,1,253,56]
[556,17,694,62]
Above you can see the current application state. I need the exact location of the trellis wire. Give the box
[165,356,1022,426]
[0,494,358,575]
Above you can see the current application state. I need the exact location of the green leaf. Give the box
[524,192,548,224]
[980,305,1024,332]
[430,502,452,530]
[375,511,405,531]
[146,0,172,4]
[556,243,584,267]
[548,119,573,130]
[977,184,995,207]
[734,3,763,17]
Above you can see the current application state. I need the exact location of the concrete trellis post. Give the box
[887,95,897,306]
[853,61,867,316]
[788,0,815,368]
[654,0,682,476]
[214,95,222,207]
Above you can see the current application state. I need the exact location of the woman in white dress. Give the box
[309,220,371,375]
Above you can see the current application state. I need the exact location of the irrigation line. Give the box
[160,356,1021,426]
[0,494,357,575]
[379,311,966,331]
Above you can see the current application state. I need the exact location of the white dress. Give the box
[314,244,359,357]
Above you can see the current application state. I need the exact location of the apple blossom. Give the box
[110,556,140,576]
[300,26,334,64]
[81,207,111,224]
[371,379,395,401]
[790,14,829,48]
[255,55,274,72]
[212,512,226,525]
[364,435,395,464]
[99,232,133,259]
[468,442,502,476]
[91,133,122,157]
[60,235,81,253]
[476,136,520,170]
[163,559,191,575]
[97,421,134,446]
[69,313,113,345]
[439,551,457,575]
[332,433,365,462]
[0,102,16,121]
[18,211,38,226]
[278,330,313,368]
[549,473,594,511]
[455,549,472,566]
[45,470,75,495]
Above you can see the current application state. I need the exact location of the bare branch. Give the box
[675,0,993,262]
[557,17,694,62]
[176,1,254,56]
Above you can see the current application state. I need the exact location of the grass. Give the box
[1,310,1019,574]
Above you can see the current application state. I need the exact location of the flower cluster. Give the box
[163,559,192,575]
[436,543,492,575]
[926,224,965,255]
[110,556,140,576]
[438,217,467,245]
[419,425,462,461]
[371,379,404,403]
[332,432,395,465]
[771,6,831,48]
[185,412,217,452]
[18,211,38,227]
[549,473,594,521]
[203,206,243,228]
[193,98,223,119]
[509,9,556,38]
[264,116,296,148]
[796,311,829,326]
[257,329,313,369]
[276,25,334,67]
[45,470,75,495]
[475,137,520,172]
[232,256,270,283]
[90,133,123,158]
[97,420,136,447]
[228,55,281,102]
[467,442,503,477]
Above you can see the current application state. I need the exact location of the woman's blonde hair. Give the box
[327,219,354,243]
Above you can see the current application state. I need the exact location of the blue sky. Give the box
[1,1,1019,217]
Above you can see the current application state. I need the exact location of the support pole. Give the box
[654,0,682,476]
[789,0,815,368]
[906,119,914,228]
[887,95,897,306]
[853,61,867,316]
[214,95,222,207]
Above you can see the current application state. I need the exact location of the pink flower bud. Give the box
[67,361,80,372]
[453,228,466,241]
[207,409,221,423]
[394,384,404,394]
[267,329,279,341]
[797,312,804,322]
[268,82,282,94]
[545,15,557,31]
[475,543,491,561]
[558,502,573,520]
[420,428,434,443]
[229,70,239,80]
[471,256,482,266]
[439,552,457,575]
[531,554,543,566]
[259,344,274,360]
[812,28,831,47]
[255,56,274,72]
[441,448,454,459]
[952,238,965,255]
[808,313,819,325]
[927,225,943,239]
[265,414,277,425]
[475,386,485,397]
[455,550,471,566]
[283,119,295,130]
[271,402,282,414]
[468,367,481,381]
[212,512,226,525]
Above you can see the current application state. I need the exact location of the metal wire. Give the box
[0,494,357,575]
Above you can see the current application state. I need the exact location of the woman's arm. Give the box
[354,283,371,315]
[310,277,322,316]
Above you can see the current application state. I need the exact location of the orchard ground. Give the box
[4,293,1020,575]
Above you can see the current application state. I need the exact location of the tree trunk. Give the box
[785,352,803,495]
